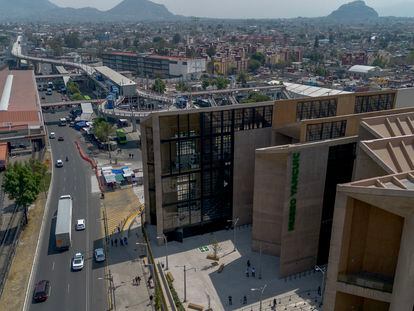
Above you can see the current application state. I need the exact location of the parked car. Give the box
[94,248,105,262]
[75,219,85,231]
[58,136,64,141]
[55,159,63,168]
[72,253,84,271]
[49,132,55,139]
[33,280,51,302]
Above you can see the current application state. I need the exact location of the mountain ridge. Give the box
[327,1,379,21]
[0,0,177,22]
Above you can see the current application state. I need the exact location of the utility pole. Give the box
[176,265,196,302]
[227,217,239,252]
[258,241,262,279]
[156,235,168,270]
[315,265,327,306]
[251,284,267,311]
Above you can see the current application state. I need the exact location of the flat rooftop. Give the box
[0,68,42,127]
[95,66,136,87]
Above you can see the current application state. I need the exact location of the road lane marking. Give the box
[52,261,55,271]
[91,176,100,193]
[67,283,70,293]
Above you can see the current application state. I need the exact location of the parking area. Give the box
[149,226,322,311]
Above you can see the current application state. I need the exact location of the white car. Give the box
[76,219,86,231]
[49,132,55,139]
[94,248,105,262]
[72,253,84,271]
[55,159,63,167]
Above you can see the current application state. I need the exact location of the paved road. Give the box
[29,111,107,311]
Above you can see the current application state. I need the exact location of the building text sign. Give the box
[288,152,300,231]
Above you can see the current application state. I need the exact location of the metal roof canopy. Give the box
[0,75,13,111]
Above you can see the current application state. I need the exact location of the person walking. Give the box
[247,260,251,268]
[137,276,141,285]
[114,238,118,247]
[251,267,256,278]
[228,295,232,306]
[245,268,249,277]
[273,298,277,309]
[243,295,247,305]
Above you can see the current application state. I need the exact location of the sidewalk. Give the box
[106,218,154,311]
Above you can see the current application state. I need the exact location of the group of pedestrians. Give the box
[128,153,134,159]
[132,275,141,286]
[227,295,248,306]
[110,236,128,247]
[227,260,261,307]
[245,259,256,277]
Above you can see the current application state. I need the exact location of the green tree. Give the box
[64,32,82,49]
[3,161,44,224]
[152,78,166,94]
[214,77,229,90]
[314,36,319,48]
[67,82,80,95]
[206,46,216,58]
[172,33,181,44]
[241,92,271,103]
[248,59,261,73]
[372,57,387,68]
[251,52,265,65]
[176,81,189,92]
[153,36,164,44]
[49,37,63,56]
[202,79,209,90]
[93,120,116,154]
[237,71,248,87]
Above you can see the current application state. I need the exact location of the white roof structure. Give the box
[348,65,379,74]
[80,102,93,121]
[95,66,136,87]
[280,82,352,97]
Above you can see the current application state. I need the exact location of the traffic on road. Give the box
[28,112,106,311]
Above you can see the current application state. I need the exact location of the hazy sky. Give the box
[49,0,411,18]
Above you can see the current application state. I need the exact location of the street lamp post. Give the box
[98,271,116,310]
[251,284,267,311]
[258,241,262,279]
[176,265,196,302]
[156,235,168,270]
[315,265,327,305]
[227,217,239,252]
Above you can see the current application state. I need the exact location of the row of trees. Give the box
[67,82,85,101]
[3,160,49,224]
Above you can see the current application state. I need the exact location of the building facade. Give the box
[102,52,206,79]
[323,110,414,311]
[141,102,274,240]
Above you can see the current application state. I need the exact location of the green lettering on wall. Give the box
[288,152,300,231]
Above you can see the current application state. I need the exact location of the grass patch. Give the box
[167,278,185,311]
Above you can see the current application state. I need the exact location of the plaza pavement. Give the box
[148,225,323,311]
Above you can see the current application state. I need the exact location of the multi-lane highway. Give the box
[28,112,106,311]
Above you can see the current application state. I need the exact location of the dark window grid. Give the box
[306,123,323,141]
[321,122,333,140]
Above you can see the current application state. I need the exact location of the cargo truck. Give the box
[55,195,72,250]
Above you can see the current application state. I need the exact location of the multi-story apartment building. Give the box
[102,51,206,79]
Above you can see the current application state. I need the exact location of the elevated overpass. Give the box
[12,35,108,92]
[41,99,104,108]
